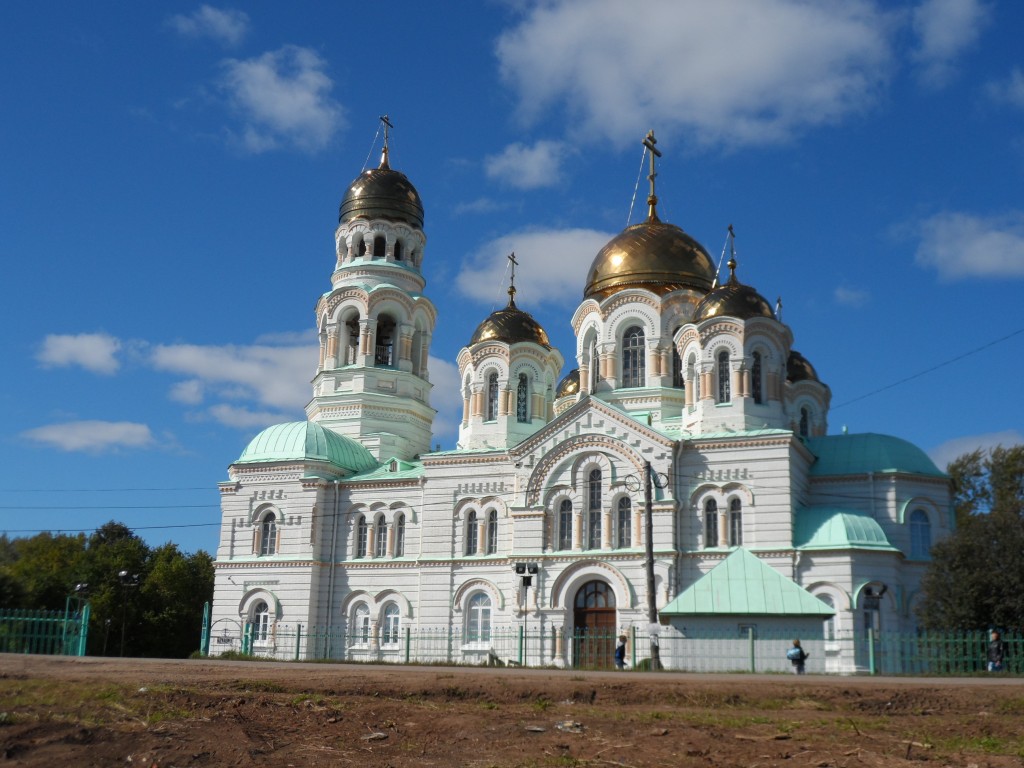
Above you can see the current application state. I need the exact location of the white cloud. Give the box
[928,430,1023,472]
[37,333,122,375]
[220,45,344,153]
[914,211,1024,279]
[22,420,154,453]
[986,68,1024,109]
[170,379,205,405]
[167,5,249,47]
[455,228,612,305]
[910,0,990,88]
[428,356,462,447]
[496,0,893,148]
[208,404,291,429]
[834,286,870,307]
[485,140,567,189]
[453,197,513,216]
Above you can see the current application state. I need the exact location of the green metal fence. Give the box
[0,606,91,656]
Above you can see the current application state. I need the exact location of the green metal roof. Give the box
[793,507,898,551]
[805,433,944,478]
[235,422,377,473]
[661,548,834,616]
[347,457,424,482]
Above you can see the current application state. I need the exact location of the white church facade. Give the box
[208,131,951,673]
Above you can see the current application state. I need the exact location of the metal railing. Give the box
[0,606,91,656]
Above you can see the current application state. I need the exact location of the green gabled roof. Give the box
[794,507,898,551]
[805,433,944,478]
[235,422,377,473]
[346,458,424,482]
[661,548,834,616]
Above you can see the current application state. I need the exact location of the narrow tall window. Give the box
[751,351,763,404]
[394,513,405,557]
[467,593,492,642]
[800,407,810,437]
[704,499,718,547]
[516,373,529,422]
[486,373,499,421]
[729,498,743,546]
[252,600,270,642]
[486,510,498,554]
[375,317,395,366]
[260,513,277,555]
[381,604,400,645]
[346,318,360,365]
[587,469,602,549]
[374,516,387,557]
[352,604,370,644]
[622,326,646,388]
[356,515,368,558]
[373,235,386,257]
[466,510,478,555]
[718,350,731,403]
[819,595,836,641]
[617,497,632,548]
[590,340,599,390]
[558,500,573,551]
[393,240,403,261]
[909,509,931,559]
[672,345,684,388]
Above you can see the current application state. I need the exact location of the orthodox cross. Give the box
[507,252,518,306]
[727,223,737,279]
[642,130,662,221]
[379,114,394,168]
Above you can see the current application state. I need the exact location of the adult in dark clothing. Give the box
[988,630,1009,672]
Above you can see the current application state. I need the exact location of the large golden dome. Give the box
[583,219,716,300]
[786,350,820,383]
[470,297,551,348]
[338,148,424,229]
[692,259,775,322]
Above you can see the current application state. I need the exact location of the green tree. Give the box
[918,445,1024,628]
[138,544,214,658]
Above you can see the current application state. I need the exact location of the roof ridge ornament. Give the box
[642,130,662,222]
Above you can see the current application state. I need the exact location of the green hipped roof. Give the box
[661,548,834,616]
[235,422,377,473]
[805,433,944,478]
[794,507,898,551]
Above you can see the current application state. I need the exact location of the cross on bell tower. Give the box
[507,251,519,307]
[642,130,662,222]
[379,114,394,169]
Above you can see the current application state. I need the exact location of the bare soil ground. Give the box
[0,655,1022,767]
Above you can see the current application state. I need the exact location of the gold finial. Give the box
[379,114,394,169]
[507,252,519,307]
[642,130,662,222]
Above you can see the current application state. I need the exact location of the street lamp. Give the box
[624,461,668,670]
[118,570,140,657]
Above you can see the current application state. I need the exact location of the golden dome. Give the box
[692,259,775,322]
[470,297,551,348]
[583,219,716,300]
[339,148,424,229]
[556,368,580,397]
[786,350,820,383]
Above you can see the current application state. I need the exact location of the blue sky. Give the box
[2,0,1022,556]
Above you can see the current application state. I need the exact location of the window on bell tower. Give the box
[718,350,731,403]
[622,326,645,388]
[752,351,763,404]
[516,374,529,422]
[486,373,499,421]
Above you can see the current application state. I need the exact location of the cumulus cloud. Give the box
[485,140,567,189]
[220,45,344,153]
[496,0,893,148]
[428,356,462,446]
[986,68,1024,109]
[170,379,205,405]
[167,5,249,46]
[22,420,155,453]
[914,211,1024,279]
[834,286,870,307]
[455,228,612,305]
[928,429,1023,472]
[910,0,990,88]
[37,333,122,375]
[208,404,292,429]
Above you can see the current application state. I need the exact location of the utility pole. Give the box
[643,461,663,670]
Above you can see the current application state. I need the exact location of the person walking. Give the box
[614,634,627,670]
[987,630,1009,672]
[787,639,808,674]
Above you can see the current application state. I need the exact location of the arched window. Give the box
[373,235,386,258]
[486,510,498,554]
[394,240,403,261]
[672,345,684,389]
[587,469,602,550]
[558,499,573,551]
[516,373,529,422]
[590,339,599,390]
[394,513,405,557]
[819,594,836,641]
[375,316,396,366]
[352,604,370,644]
[909,509,931,559]
[751,351,763,404]
[374,515,387,557]
[381,603,400,646]
[356,515,368,558]
[345,317,360,366]
[799,407,810,438]
[622,326,645,388]
[688,353,700,401]
[704,499,718,547]
[617,497,631,548]
[358,237,367,257]
[718,350,731,403]
[252,600,270,642]
[729,498,743,546]
[259,513,277,555]
[486,373,499,421]
[466,510,478,555]
[467,592,492,643]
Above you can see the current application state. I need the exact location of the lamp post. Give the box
[118,570,140,657]
[625,461,667,670]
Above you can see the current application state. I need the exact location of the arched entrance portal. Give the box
[572,580,616,669]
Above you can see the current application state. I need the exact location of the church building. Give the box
[208,128,951,673]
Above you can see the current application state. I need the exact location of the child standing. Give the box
[787,639,808,674]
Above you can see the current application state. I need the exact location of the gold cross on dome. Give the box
[642,130,662,221]
[507,252,519,305]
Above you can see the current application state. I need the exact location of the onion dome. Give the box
[470,295,551,348]
[786,350,819,383]
[556,368,581,397]
[235,421,376,473]
[338,146,424,229]
[692,257,775,322]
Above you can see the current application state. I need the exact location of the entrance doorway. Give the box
[572,580,616,668]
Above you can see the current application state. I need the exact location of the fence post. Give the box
[295,624,302,661]
[405,626,411,663]
[631,625,637,669]
[518,625,525,666]
[748,626,755,673]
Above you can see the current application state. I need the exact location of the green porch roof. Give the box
[794,507,898,551]
[805,433,944,478]
[661,548,834,616]
[235,422,377,474]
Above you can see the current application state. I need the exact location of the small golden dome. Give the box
[583,220,716,300]
[556,368,580,397]
[786,350,820,383]
[339,148,424,229]
[470,298,551,348]
[692,259,775,322]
